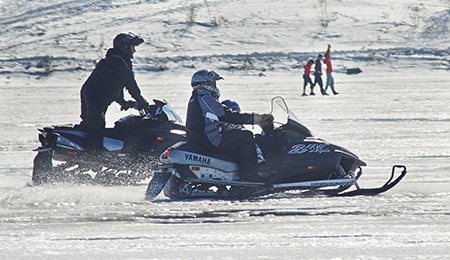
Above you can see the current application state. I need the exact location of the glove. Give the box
[254,113,274,126]
[137,100,149,110]
[137,100,152,114]
[120,100,137,111]
[261,113,274,126]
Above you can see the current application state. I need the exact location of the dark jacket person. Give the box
[79,32,149,151]
[186,69,273,181]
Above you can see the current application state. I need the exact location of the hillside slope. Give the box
[1,0,449,75]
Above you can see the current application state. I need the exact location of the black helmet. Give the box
[191,69,224,98]
[113,32,144,58]
[191,69,223,88]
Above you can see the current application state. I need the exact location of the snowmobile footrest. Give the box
[185,178,266,186]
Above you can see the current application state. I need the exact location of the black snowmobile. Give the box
[32,99,186,185]
[145,96,406,200]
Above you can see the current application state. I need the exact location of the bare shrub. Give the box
[319,0,330,28]
[185,4,197,23]
[210,15,227,27]
[409,3,426,27]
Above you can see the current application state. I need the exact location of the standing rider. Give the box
[186,69,274,181]
[79,32,151,152]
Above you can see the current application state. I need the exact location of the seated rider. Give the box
[222,99,266,165]
[79,32,151,152]
[221,99,244,131]
[186,69,274,181]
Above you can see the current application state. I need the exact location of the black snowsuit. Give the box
[186,88,258,178]
[313,58,324,94]
[80,47,147,150]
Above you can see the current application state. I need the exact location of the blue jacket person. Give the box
[186,69,273,181]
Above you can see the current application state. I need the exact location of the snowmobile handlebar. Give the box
[138,99,170,121]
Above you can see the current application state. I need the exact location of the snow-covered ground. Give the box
[1,0,449,259]
[1,0,449,75]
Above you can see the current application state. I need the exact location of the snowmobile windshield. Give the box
[270,96,300,125]
[162,101,183,124]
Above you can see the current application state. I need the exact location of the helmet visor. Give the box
[128,32,144,46]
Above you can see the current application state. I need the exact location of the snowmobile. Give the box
[145,96,406,200]
[32,99,186,185]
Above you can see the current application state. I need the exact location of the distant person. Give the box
[186,69,274,181]
[79,32,151,152]
[313,54,326,95]
[302,58,315,96]
[323,44,339,95]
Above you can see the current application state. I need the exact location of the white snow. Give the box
[1,0,449,259]
[1,0,449,75]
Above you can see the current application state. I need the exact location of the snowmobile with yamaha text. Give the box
[32,99,186,185]
[145,96,406,200]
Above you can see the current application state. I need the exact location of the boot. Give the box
[240,173,265,183]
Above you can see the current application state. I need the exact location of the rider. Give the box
[186,69,274,181]
[221,99,267,165]
[79,32,151,152]
[221,99,243,131]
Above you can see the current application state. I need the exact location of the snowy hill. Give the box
[1,0,449,77]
